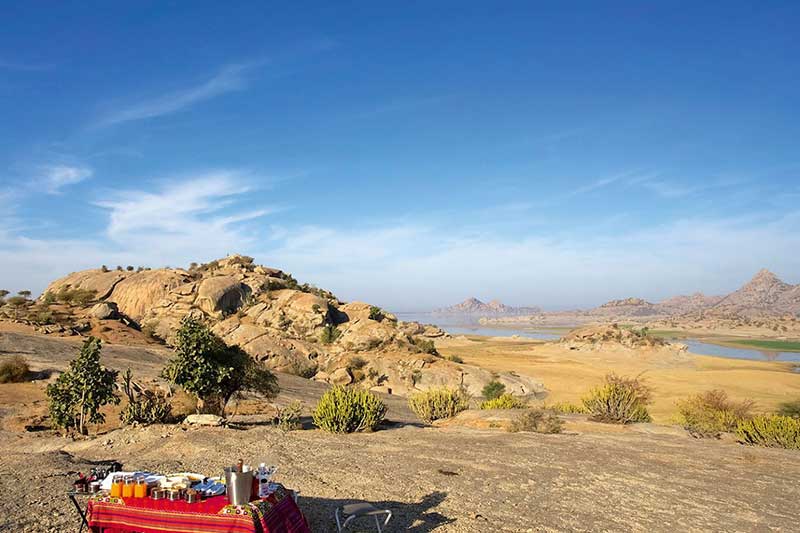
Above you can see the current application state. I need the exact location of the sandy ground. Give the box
[436,336,800,423]
[2,329,800,531]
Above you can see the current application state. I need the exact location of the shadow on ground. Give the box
[299,491,454,532]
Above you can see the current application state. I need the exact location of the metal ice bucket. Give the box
[224,467,253,506]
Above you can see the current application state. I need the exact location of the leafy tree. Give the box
[0,289,9,301]
[320,324,341,344]
[5,296,29,319]
[100,265,109,272]
[161,317,279,416]
[41,291,57,305]
[17,290,31,299]
[126,265,134,271]
[46,337,119,435]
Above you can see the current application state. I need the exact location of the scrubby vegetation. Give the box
[508,408,564,434]
[161,317,279,416]
[408,387,470,423]
[368,306,384,321]
[778,399,800,419]
[582,373,652,424]
[56,287,97,306]
[412,337,438,355]
[320,324,341,344]
[481,380,506,401]
[0,356,30,383]
[46,337,120,435]
[677,390,754,438]
[119,369,172,426]
[274,401,304,432]
[547,401,587,414]
[445,354,464,363]
[312,386,386,433]
[737,415,800,450]
[480,393,527,409]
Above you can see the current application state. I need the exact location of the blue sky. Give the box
[1,1,799,311]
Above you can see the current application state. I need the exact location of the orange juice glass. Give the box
[110,476,123,498]
[134,479,148,498]
[122,478,135,498]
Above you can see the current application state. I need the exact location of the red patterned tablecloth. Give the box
[87,485,309,533]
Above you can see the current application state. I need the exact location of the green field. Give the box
[731,339,800,352]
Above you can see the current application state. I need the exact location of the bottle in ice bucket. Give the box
[110,474,123,497]
[135,478,148,498]
[122,477,135,498]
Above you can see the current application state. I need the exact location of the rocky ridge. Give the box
[37,255,544,398]
[434,297,541,316]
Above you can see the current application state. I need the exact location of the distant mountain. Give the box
[542,270,798,320]
[434,297,541,316]
[708,269,800,317]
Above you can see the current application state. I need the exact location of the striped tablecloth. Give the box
[87,484,309,533]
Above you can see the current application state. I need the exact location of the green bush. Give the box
[46,337,119,434]
[0,356,30,383]
[119,369,171,425]
[582,374,652,424]
[482,380,506,401]
[320,324,341,344]
[508,408,564,434]
[408,387,470,423]
[548,401,587,414]
[737,415,800,450]
[275,401,304,432]
[312,386,386,433]
[412,338,438,355]
[480,393,527,410]
[368,306,384,321]
[446,354,464,364]
[677,390,754,438]
[778,399,800,419]
[161,317,279,416]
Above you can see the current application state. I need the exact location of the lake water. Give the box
[396,312,800,363]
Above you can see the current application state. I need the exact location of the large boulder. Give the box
[42,269,131,301]
[108,270,190,320]
[195,276,251,317]
[89,302,118,320]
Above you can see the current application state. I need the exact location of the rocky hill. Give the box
[434,297,541,316]
[707,269,800,317]
[30,255,543,397]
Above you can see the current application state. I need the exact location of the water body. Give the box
[396,312,800,363]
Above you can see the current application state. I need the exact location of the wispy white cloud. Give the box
[95,63,260,127]
[40,164,93,194]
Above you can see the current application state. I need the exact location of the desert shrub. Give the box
[161,317,279,416]
[119,369,172,425]
[100,265,109,272]
[408,387,470,423]
[480,393,527,410]
[582,374,652,424]
[285,359,318,379]
[57,288,96,306]
[46,337,119,434]
[41,291,57,305]
[312,386,386,433]
[737,415,800,450]
[368,306,384,321]
[508,408,564,434]
[482,380,506,401]
[320,324,341,344]
[548,401,587,414]
[0,356,30,383]
[275,401,304,432]
[31,309,54,325]
[412,338,438,355]
[446,354,464,363]
[677,390,754,438]
[778,399,800,419]
[126,265,134,271]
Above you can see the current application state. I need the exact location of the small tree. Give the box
[46,337,119,435]
[0,289,9,302]
[17,290,31,299]
[482,380,506,400]
[126,265,134,271]
[161,317,279,416]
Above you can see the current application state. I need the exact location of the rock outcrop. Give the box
[34,254,537,397]
[434,297,541,316]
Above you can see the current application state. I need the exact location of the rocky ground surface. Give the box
[1,404,800,533]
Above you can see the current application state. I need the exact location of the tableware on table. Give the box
[166,489,184,501]
[150,488,165,500]
[185,489,200,503]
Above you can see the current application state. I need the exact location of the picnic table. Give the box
[86,484,310,533]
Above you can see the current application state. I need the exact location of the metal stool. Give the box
[335,502,392,532]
